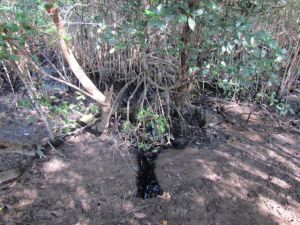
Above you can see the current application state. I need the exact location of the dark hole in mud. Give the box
[135,151,163,199]
[134,106,206,199]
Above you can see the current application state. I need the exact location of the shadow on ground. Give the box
[0,102,299,225]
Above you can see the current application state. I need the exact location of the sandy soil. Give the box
[0,97,299,225]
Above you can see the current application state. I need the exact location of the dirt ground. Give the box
[0,95,299,225]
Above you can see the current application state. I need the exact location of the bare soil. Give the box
[0,95,299,225]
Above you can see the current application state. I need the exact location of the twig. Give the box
[216,106,235,125]
[48,140,65,158]
[1,62,16,97]
[28,58,95,100]
[246,111,252,124]
[127,78,143,121]
[122,204,149,217]
[55,118,101,139]
[8,219,28,225]
[261,105,280,126]
[112,77,138,110]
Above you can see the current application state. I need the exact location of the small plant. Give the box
[18,98,33,109]
[257,91,295,116]
[52,101,69,117]
[121,120,134,133]
[276,103,294,116]
[89,103,100,114]
[75,91,86,101]
[125,108,168,153]
[27,115,37,124]
[37,94,52,107]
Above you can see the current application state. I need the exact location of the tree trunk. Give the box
[44,0,107,106]
[44,0,113,133]
[175,0,197,106]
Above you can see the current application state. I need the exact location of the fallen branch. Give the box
[0,140,46,158]
[0,168,23,185]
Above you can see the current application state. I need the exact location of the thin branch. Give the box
[1,62,16,96]
[27,57,95,100]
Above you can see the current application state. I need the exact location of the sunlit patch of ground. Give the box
[0,101,299,225]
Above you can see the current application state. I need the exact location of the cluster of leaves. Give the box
[90,1,292,114]
[1,0,296,117]
[192,1,292,115]
[0,1,52,61]
[122,108,168,153]
[18,91,100,134]
[91,1,202,54]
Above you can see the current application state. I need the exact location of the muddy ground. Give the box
[0,94,299,225]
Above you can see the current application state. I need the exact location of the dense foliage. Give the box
[0,0,299,147]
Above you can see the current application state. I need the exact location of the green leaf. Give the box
[118,42,127,50]
[36,18,47,26]
[126,27,137,35]
[32,54,41,65]
[256,31,268,42]
[76,95,86,101]
[181,2,190,13]
[109,48,116,54]
[250,37,256,47]
[211,2,218,11]
[268,39,278,49]
[151,0,159,5]
[147,18,165,30]
[188,17,196,31]
[252,49,261,58]
[16,12,26,24]
[221,45,226,53]
[7,53,20,62]
[144,9,155,17]
[190,48,198,60]
[188,66,200,75]
[275,55,285,63]
[0,5,14,13]
[192,9,204,16]
[288,107,295,115]
[6,23,19,32]
[177,14,188,23]
[44,26,57,35]
[226,43,234,53]
[93,16,101,22]
[156,3,164,15]
[63,34,72,41]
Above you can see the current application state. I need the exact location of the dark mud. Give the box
[135,152,163,199]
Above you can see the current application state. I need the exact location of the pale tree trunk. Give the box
[44,0,113,133]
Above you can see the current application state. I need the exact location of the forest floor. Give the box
[0,93,299,225]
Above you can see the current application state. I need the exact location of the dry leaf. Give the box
[159,192,171,200]
[133,212,146,219]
